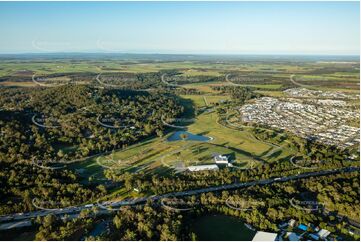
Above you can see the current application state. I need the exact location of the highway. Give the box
[0,166,358,230]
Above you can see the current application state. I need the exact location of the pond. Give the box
[191,214,256,241]
[87,220,108,238]
[167,131,211,142]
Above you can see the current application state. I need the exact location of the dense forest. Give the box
[0,85,183,163]
[210,86,261,104]
[94,72,165,90]
[30,171,359,241]
[0,84,184,214]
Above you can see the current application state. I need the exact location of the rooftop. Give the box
[252,231,278,241]
[187,164,219,172]
[214,154,229,163]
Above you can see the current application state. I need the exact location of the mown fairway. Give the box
[72,91,296,188]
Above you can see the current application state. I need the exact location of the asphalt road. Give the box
[289,74,309,88]
[0,166,358,230]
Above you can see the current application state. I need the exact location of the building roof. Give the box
[214,154,229,163]
[187,164,219,171]
[309,233,320,240]
[288,219,296,226]
[297,223,308,231]
[317,229,331,239]
[252,231,278,241]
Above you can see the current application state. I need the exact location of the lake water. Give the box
[167,131,210,142]
[88,220,108,238]
[191,214,256,241]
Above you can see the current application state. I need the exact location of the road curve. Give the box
[289,74,310,88]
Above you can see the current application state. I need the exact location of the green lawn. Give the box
[179,95,229,107]
[70,92,296,184]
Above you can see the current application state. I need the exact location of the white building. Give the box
[317,229,331,239]
[214,154,229,164]
[187,164,219,172]
[252,231,278,241]
[288,219,296,227]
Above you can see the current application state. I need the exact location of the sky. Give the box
[0,1,359,55]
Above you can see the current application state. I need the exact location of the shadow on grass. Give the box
[176,96,196,120]
[267,149,282,159]
[259,146,274,157]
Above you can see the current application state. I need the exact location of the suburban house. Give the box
[277,219,334,241]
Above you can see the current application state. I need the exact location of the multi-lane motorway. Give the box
[0,166,358,230]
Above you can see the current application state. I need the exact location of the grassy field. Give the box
[0,61,102,76]
[161,141,258,169]
[1,59,359,93]
[188,108,294,162]
[180,69,222,77]
[70,92,296,191]
[182,82,225,93]
[0,81,37,87]
[0,60,226,76]
[179,94,229,107]
[292,73,360,91]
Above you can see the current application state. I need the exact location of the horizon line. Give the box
[0,51,359,57]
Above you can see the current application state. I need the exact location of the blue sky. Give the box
[0,1,359,55]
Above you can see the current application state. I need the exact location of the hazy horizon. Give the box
[0,51,360,56]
